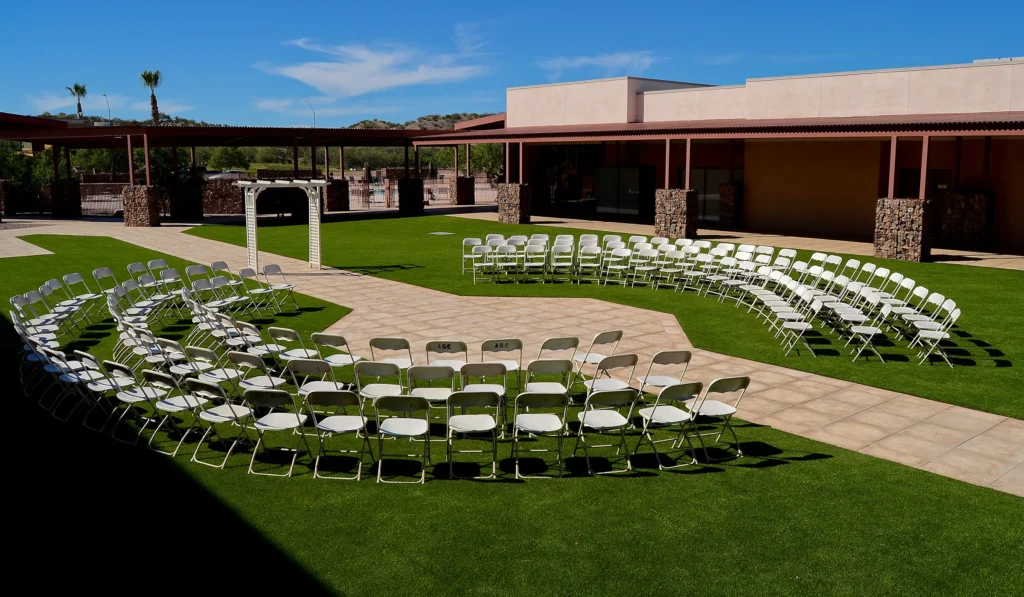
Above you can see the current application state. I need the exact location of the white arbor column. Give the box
[241,184,266,270]
[238,179,324,273]
[304,181,324,270]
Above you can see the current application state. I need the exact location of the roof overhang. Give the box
[413,112,1024,145]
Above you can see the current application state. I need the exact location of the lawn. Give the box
[187,215,1024,420]
[3,233,1022,596]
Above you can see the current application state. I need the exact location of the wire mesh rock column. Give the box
[874,197,930,261]
[122,185,161,227]
[449,177,476,205]
[654,189,698,239]
[497,183,530,224]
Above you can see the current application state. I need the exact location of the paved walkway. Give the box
[454,212,1024,270]
[2,220,1021,496]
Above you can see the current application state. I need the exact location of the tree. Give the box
[207,146,251,170]
[65,83,87,118]
[139,70,162,124]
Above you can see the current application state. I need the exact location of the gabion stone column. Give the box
[122,185,161,227]
[654,189,698,239]
[497,183,531,224]
[326,179,350,211]
[449,177,476,205]
[874,197,930,261]
[398,178,425,216]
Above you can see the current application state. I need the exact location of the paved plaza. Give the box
[2,219,1020,495]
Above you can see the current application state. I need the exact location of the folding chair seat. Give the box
[637,350,692,395]
[574,389,639,475]
[685,376,749,460]
[909,299,956,333]
[374,395,431,484]
[582,353,638,395]
[188,378,253,469]
[525,359,574,394]
[312,332,364,368]
[354,361,404,401]
[304,389,372,480]
[512,392,569,479]
[229,351,287,390]
[244,389,310,477]
[461,238,483,274]
[447,390,501,479]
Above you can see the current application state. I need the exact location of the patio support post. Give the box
[293,138,299,176]
[684,138,692,189]
[127,136,135,184]
[918,135,929,200]
[453,145,459,177]
[953,136,962,189]
[415,145,420,178]
[311,137,317,178]
[518,142,523,184]
[983,136,992,187]
[339,146,344,174]
[190,146,196,172]
[503,143,509,183]
[143,134,151,187]
[664,138,670,188]
[51,145,60,186]
[63,146,71,186]
[404,144,409,178]
[324,145,329,178]
[887,136,898,198]
[466,143,471,177]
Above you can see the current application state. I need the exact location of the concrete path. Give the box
[454,212,1024,270]
[2,220,1021,496]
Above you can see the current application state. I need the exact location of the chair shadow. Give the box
[326,264,423,275]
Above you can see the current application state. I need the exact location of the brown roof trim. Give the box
[414,111,1024,144]
[454,113,507,131]
[0,111,69,130]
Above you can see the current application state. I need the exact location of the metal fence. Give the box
[80,183,128,216]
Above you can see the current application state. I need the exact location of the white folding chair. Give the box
[304,389,373,480]
[461,238,482,274]
[447,390,501,479]
[187,378,253,469]
[354,361,404,402]
[571,330,622,389]
[243,388,311,477]
[311,332,364,370]
[633,381,704,469]
[914,308,962,368]
[525,359,574,394]
[686,376,750,461]
[512,392,569,479]
[261,264,298,310]
[573,389,640,475]
[374,395,431,484]
[582,353,638,396]
[637,350,692,395]
[426,340,468,370]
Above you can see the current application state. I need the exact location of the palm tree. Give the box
[65,83,87,118]
[139,70,162,124]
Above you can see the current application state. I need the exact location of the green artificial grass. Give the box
[187,216,1024,420]
[3,234,1022,596]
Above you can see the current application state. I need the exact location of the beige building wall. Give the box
[990,138,1024,254]
[743,139,883,240]
[640,86,747,122]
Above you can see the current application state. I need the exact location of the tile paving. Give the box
[1,219,1021,496]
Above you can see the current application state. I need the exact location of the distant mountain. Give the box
[348,113,494,130]
[34,111,494,130]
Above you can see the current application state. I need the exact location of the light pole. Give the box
[305,99,316,128]
[102,93,111,120]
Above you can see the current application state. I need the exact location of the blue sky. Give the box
[1,0,1020,126]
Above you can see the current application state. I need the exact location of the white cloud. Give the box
[254,97,401,117]
[452,22,487,55]
[538,51,658,78]
[258,35,487,98]
[27,92,131,114]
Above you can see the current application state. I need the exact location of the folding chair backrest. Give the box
[288,358,332,376]
[147,259,169,275]
[675,238,694,247]
[263,264,284,276]
[244,388,295,410]
[755,246,774,257]
[374,395,429,416]
[653,381,704,412]
[228,351,266,370]
[306,390,361,410]
[127,262,148,280]
[481,338,523,363]
[186,378,226,399]
[408,365,455,385]
[590,330,622,350]
[705,376,750,409]
[602,235,622,247]
[73,350,100,371]
[93,267,117,290]
[779,248,797,260]
[463,238,482,250]
[474,245,494,257]
[486,238,504,248]
[63,272,91,293]
[485,234,504,243]
[945,308,962,329]
[692,240,712,250]
[461,362,506,381]
[211,261,234,278]
[579,234,598,243]
[185,264,210,283]
[527,359,573,377]
[426,341,468,363]
[160,268,183,285]
[268,326,301,343]
[651,237,669,247]
[596,353,639,377]
[354,361,402,382]
[530,234,550,241]
[515,392,568,410]
[185,346,219,364]
[103,360,135,381]
[142,369,178,390]
[312,332,355,355]
[448,390,501,411]
[370,337,411,361]
[537,336,578,359]
[585,389,638,410]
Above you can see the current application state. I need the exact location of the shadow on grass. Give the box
[0,321,334,596]
[325,263,424,275]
